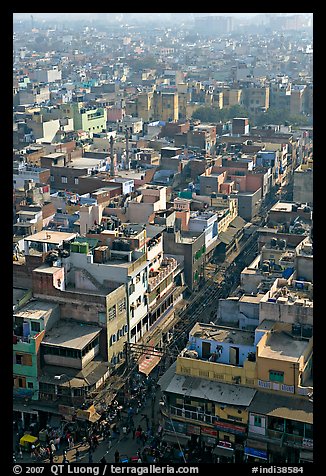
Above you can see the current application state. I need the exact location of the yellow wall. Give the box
[176,356,257,387]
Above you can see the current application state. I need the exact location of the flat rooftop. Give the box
[25,230,77,244]
[41,153,65,159]
[14,300,58,319]
[66,157,104,169]
[239,294,263,304]
[270,202,293,213]
[190,322,255,346]
[42,320,101,350]
[259,331,310,362]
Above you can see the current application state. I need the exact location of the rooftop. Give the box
[249,390,313,424]
[159,371,256,406]
[14,300,58,320]
[259,331,311,362]
[25,230,77,244]
[42,320,101,350]
[190,322,255,346]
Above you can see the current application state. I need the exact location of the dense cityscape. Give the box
[13,12,313,469]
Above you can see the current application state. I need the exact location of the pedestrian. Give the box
[100,456,107,464]
[88,451,93,463]
[54,436,60,451]
[75,448,80,462]
[132,428,136,440]
[122,425,127,438]
[114,450,120,463]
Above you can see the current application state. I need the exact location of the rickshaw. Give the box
[19,434,40,452]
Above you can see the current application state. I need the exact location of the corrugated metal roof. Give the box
[160,371,256,406]
[248,391,313,424]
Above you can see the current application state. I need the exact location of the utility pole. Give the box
[109,135,116,177]
[125,126,130,170]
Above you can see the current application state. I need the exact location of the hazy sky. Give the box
[14,12,311,20]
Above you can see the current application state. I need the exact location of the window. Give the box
[27,382,34,389]
[16,354,22,365]
[108,306,116,321]
[269,370,284,383]
[74,177,79,185]
[118,299,126,313]
[61,176,67,184]
[50,175,54,182]
[31,321,40,332]
[254,415,262,427]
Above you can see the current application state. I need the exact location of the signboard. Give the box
[302,438,313,449]
[13,388,34,398]
[214,421,246,435]
[187,424,201,436]
[58,405,75,416]
[245,447,268,460]
[201,426,218,437]
[165,420,186,434]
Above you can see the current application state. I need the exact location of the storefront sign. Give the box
[58,405,75,416]
[201,426,218,437]
[214,421,246,435]
[217,440,232,448]
[165,420,186,434]
[187,424,201,435]
[302,438,313,449]
[245,447,268,460]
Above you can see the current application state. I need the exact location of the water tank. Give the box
[79,242,89,254]
[270,238,277,248]
[292,324,301,336]
[278,239,286,249]
[302,326,313,338]
[120,239,131,251]
[70,242,80,253]
[112,240,122,251]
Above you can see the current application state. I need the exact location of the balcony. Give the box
[148,257,178,292]
[167,405,218,426]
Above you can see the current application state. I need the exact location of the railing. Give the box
[148,258,178,292]
[168,405,218,425]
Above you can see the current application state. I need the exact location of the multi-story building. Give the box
[72,102,107,134]
[242,85,270,113]
[293,162,313,206]
[159,318,313,463]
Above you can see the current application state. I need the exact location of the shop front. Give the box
[212,443,235,463]
[244,439,268,463]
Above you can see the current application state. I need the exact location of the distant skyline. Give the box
[13,12,312,20]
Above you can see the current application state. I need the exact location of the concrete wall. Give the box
[259,301,313,326]
[217,298,240,324]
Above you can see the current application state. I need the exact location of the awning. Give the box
[162,432,191,446]
[138,352,161,376]
[213,445,235,457]
[299,450,313,461]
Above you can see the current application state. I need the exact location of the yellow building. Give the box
[153,91,179,122]
[159,319,313,462]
